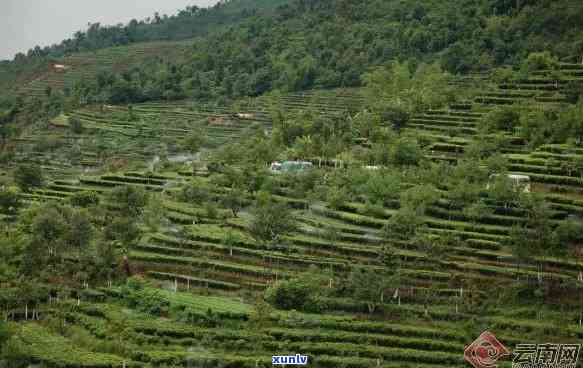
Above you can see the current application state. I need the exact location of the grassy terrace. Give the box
[5,0,583,363]
[18,40,193,98]
[11,284,580,367]
[18,151,581,290]
[11,86,583,282]
[41,164,574,290]
[4,66,583,367]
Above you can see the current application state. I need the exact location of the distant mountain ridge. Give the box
[3,0,583,106]
[0,0,288,96]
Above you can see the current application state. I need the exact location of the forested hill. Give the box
[2,0,583,114]
[9,0,288,62]
[64,0,583,104]
[0,0,287,94]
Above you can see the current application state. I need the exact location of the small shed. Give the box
[270,161,313,174]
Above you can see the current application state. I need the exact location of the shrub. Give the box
[485,106,521,132]
[565,81,583,104]
[359,200,386,218]
[554,103,583,144]
[266,279,311,310]
[108,185,148,216]
[266,270,328,312]
[104,216,141,244]
[380,104,410,130]
[69,191,100,207]
[182,129,206,153]
[34,136,62,152]
[204,201,219,219]
[400,184,439,215]
[492,66,517,84]
[360,172,401,205]
[391,137,422,166]
[347,267,386,314]
[486,153,509,174]
[122,278,170,316]
[0,320,10,350]
[327,186,350,210]
[68,116,83,134]
[523,52,559,72]
[65,209,94,249]
[553,220,583,249]
[383,208,422,242]
[249,193,296,244]
[0,186,20,214]
[14,164,43,192]
[0,150,15,165]
[181,179,211,204]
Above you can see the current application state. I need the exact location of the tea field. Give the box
[1,64,583,368]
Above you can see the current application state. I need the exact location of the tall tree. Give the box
[249,194,296,245]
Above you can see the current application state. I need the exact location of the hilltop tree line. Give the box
[65,0,583,106]
[9,0,288,64]
[10,0,583,68]
[0,0,284,95]
[3,0,583,105]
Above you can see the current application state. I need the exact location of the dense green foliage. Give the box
[5,0,285,62]
[0,0,287,95]
[266,268,330,312]
[249,193,297,244]
[6,0,581,107]
[1,1,583,367]
[14,164,44,192]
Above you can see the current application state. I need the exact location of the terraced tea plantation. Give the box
[2,66,583,368]
[16,41,193,99]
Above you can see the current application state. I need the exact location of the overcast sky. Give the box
[0,0,219,61]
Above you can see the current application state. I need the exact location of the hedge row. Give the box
[297,215,373,236]
[275,318,466,342]
[262,341,463,365]
[134,350,270,367]
[129,322,259,341]
[79,177,163,191]
[426,218,510,237]
[185,224,256,247]
[425,227,505,243]
[10,323,135,368]
[101,174,167,186]
[145,237,346,272]
[513,171,583,186]
[312,207,387,228]
[129,251,275,278]
[147,271,241,291]
[285,234,379,259]
[508,163,576,177]
[265,327,463,353]
[427,204,524,227]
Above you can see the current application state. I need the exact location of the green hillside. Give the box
[1,0,583,367]
[0,0,286,96]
